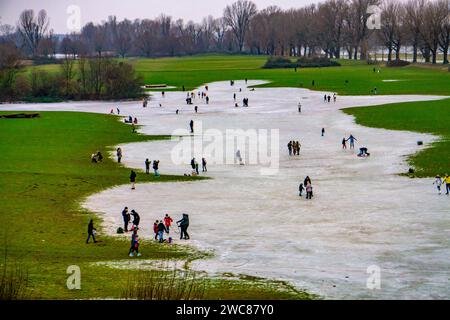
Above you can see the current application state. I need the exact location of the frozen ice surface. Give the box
[3,80,449,299]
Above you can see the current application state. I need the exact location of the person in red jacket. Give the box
[164,214,173,233]
[153,220,159,240]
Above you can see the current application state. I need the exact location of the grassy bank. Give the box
[343,98,450,178]
[23,55,450,95]
[0,110,315,299]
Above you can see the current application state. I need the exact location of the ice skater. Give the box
[347,134,357,149]
[164,214,173,233]
[443,174,450,195]
[153,160,160,176]
[145,158,150,174]
[157,220,168,243]
[122,207,130,232]
[433,175,442,194]
[116,147,122,163]
[131,209,140,229]
[177,214,190,240]
[299,183,304,197]
[321,128,325,136]
[305,182,313,199]
[130,170,137,190]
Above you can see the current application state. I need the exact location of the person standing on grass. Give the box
[130,170,137,190]
[131,123,136,133]
[86,219,97,243]
[177,213,190,240]
[145,158,150,174]
[433,175,442,194]
[202,157,207,172]
[190,120,194,133]
[129,229,141,257]
[153,160,160,177]
[195,159,199,175]
[443,174,450,195]
[164,214,173,233]
[122,207,130,232]
[116,147,122,163]
[347,134,357,149]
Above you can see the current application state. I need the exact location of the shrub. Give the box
[296,56,341,68]
[386,59,410,67]
[262,56,297,69]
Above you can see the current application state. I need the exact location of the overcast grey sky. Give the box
[0,0,319,33]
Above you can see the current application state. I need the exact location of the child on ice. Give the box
[433,175,442,194]
[299,183,304,197]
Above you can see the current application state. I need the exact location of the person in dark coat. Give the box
[122,207,130,232]
[130,170,137,189]
[86,219,97,243]
[190,120,194,133]
[130,209,140,228]
[153,160,160,176]
[157,220,168,243]
[177,214,190,240]
[145,158,150,174]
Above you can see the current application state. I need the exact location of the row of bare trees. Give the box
[0,0,449,63]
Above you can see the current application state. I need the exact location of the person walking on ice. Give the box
[145,158,150,174]
[130,170,137,190]
[202,157,207,172]
[347,134,357,149]
[342,137,347,149]
[190,120,194,133]
[164,214,173,233]
[299,183,304,197]
[122,207,130,232]
[153,160,160,177]
[305,182,313,200]
[177,214,190,240]
[443,174,450,195]
[157,220,168,243]
[116,147,122,163]
[322,128,325,136]
[130,209,140,229]
[86,219,97,243]
[433,175,443,194]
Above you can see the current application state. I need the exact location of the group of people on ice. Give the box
[287,141,301,156]
[299,176,314,200]
[190,157,207,176]
[433,174,450,195]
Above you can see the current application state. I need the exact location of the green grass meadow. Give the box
[24,54,450,95]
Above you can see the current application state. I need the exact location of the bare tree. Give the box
[420,0,448,64]
[379,0,404,61]
[17,9,50,56]
[223,0,257,52]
